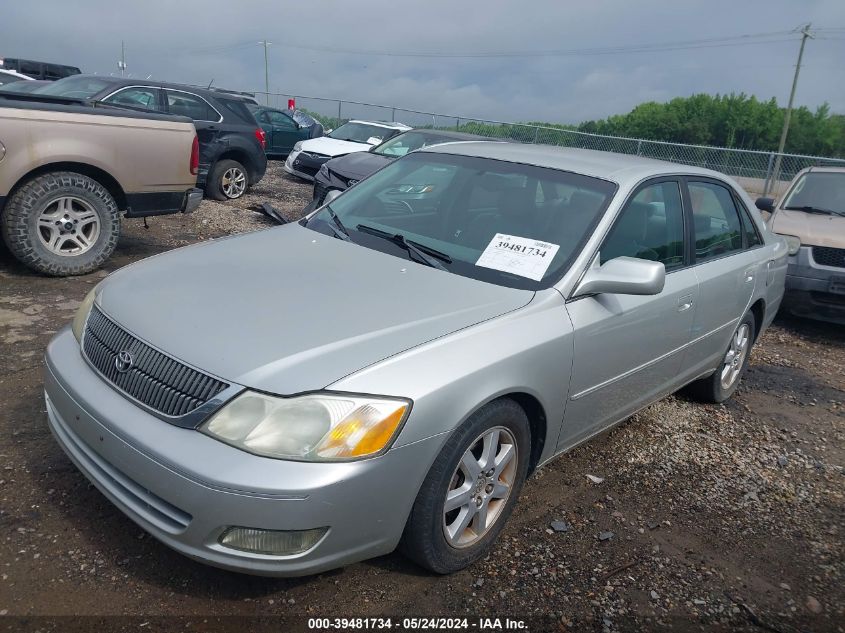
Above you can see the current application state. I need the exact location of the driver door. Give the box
[266,110,301,155]
[558,179,699,450]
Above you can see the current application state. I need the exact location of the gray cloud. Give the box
[3,0,844,125]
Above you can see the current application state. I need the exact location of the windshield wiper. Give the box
[783,205,845,217]
[356,224,451,271]
[324,205,351,241]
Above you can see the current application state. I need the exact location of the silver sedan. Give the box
[45,143,787,576]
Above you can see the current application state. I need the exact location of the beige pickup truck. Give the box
[0,95,201,275]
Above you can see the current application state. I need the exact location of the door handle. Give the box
[677,294,694,312]
[744,267,755,283]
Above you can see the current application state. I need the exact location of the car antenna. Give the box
[207,79,215,88]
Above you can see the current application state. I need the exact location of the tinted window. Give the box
[19,60,41,77]
[689,181,744,261]
[305,152,615,290]
[374,131,460,157]
[291,109,315,127]
[737,199,762,247]
[267,110,296,128]
[602,181,685,270]
[166,91,218,121]
[328,122,395,144]
[104,87,162,111]
[217,98,255,124]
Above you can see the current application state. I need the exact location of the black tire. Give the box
[685,311,756,403]
[206,159,248,201]
[400,398,531,574]
[1,172,120,276]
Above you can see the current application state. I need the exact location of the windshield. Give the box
[328,122,392,144]
[0,72,26,86]
[782,171,845,215]
[304,152,615,290]
[373,131,459,157]
[35,75,110,98]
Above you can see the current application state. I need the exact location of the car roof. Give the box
[75,75,252,100]
[799,166,845,174]
[422,141,732,184]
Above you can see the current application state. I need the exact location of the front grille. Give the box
[812,246,845,269]
[82,307,229,418]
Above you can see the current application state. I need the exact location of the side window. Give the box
[104,87,163,111]
[166,91,218,121]
[688,181,744,262]
[736,198,763,247]
[601,181,686,270]
[268,111,296,129]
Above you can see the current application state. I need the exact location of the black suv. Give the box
[36,76,268,200]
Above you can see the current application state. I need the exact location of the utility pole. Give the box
[259,40,271,105]
[769,24,813,193]
[118,40,126,77]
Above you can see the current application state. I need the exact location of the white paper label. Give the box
[475,233,560,281]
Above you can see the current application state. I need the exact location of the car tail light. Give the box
[254,128,266,150]
[189,135,199,175]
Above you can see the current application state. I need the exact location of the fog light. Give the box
[218,526,327,556]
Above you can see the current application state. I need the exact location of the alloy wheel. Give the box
[221,167,247,198]
[443,426,517,548]
[37,196,100,256]
[720,323,751,390]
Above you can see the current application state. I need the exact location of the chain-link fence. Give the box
[253,91,845,196]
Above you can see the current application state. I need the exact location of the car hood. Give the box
[771,208,845,248]
[327,151,392,179]
[300,136,372,158]
[97,223,533,395]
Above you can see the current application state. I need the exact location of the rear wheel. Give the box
[400,399,530,573]
[207,159,248,200]
[1,172,120,276]
[686,311,756,403]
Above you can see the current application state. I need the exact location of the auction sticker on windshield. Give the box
[476,233,560,281]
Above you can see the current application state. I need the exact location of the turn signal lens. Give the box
[71,288,97,342]
[780,234,801,255]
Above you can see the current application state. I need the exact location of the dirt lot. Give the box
[1,163,843,632]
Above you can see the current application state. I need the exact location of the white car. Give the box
[0,68,35,87]
[285,120,411,181]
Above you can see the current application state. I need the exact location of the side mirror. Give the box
[755,197,775,212]
[574,256,665,298]
[366,136,383,145]
[323,189,342,205]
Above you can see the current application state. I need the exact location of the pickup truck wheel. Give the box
[400,399,530,574]
[1,172,120,276]
[207,159,248,201]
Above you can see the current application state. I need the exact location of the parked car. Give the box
[1,94,201,275]
[756,167,845,323]
[0,79,50,94]
[0,57,81,80]
[0,68,34,87]
[35,76,267,200]
[284,120,411,181]
[309,129,497,212]
[45,144,786,576]
[247,104,324,158]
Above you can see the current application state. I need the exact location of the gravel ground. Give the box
[0,162,842,632]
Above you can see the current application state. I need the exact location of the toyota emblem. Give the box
[115,350,135,373]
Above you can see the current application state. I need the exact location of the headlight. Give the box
[71,288,97,341]
[318,163,329,176]
[201,392,410,461]
[293,141,303,151]
[779,234,801,255]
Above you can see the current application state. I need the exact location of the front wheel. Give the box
[400,399,530,574]
[207,159,248,200]
[686,311,756,403]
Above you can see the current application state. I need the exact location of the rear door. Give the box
[266,110,301,155]
[560,179,698,449]
[164,89,222,174]
[681,179,762,377]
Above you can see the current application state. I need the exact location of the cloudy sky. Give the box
[3,0,845,126]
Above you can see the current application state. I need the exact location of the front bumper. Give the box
[44,326,441,576]
[284,150,329,181]
[182,188,203,214]
[782,246,845,323]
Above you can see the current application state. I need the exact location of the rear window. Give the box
[217,98,257,124]
[36,76,110,98]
